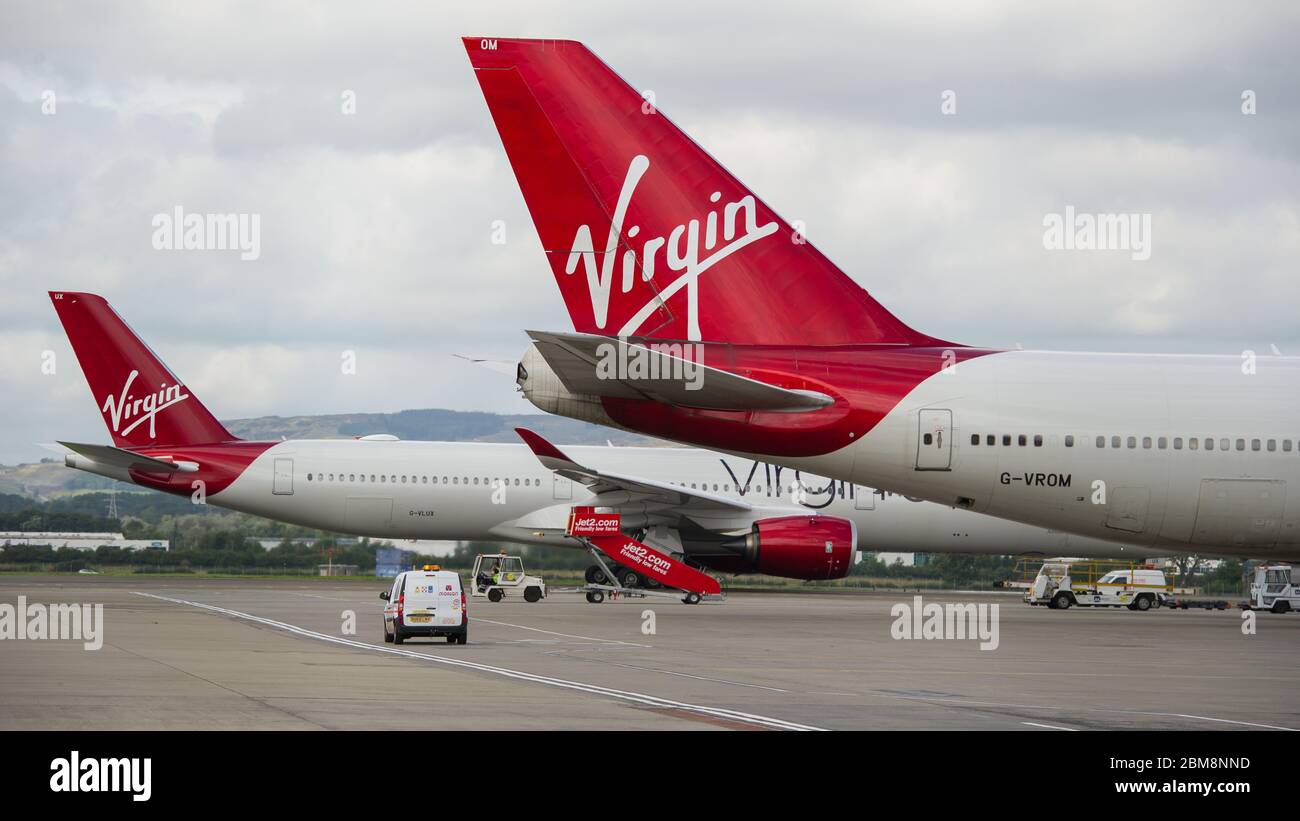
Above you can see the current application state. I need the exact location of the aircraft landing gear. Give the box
[617,568,642,589]
[584,565,610,585]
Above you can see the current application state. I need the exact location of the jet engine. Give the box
[724,515,857,580]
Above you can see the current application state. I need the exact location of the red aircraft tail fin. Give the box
[464,37,943,347]
[49,291,236,449]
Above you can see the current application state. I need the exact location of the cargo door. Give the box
[344,497,393,535]
[1192,479,1286,548]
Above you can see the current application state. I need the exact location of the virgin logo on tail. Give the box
[566,155,779,342]
[101,369,191,439]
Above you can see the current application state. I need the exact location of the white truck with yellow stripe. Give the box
[1026,560,1171,611]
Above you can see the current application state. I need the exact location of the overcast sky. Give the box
[1,1,1298,464]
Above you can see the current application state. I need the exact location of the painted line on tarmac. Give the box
[471,616,652,648]
[132,591,822,732]
[1022,721,1078,731]
[545,655,790,693]
[875,692,1295,731]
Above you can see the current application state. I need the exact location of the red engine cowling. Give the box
[730,516,857,580]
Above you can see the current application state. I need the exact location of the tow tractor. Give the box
[1241,564,1299,613]
[470,552,547,602]
[1025,559,1171,610]
[564,507,724,605]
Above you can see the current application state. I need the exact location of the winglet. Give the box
[514,427,583,472]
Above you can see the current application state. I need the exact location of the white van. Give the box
[380,566,467,644]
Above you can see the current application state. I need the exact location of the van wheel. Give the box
[446,635,457,643]
[524,586,542,603]
[393,627,404,645]
[585,591,605,604]
[1051,592,1072,610]
[1272,600,1291,614]
[488,588,504,603]
[682,592,702,605]
[1134,595,1152,611]
[383,622,394,643]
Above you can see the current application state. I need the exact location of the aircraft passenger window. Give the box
[1206,438,1214,451]
[453,477,458,485]
[1285,441,1293,452]
[1173,438,1182,450]
[1065,435,1074,447]
[1126,437,1136,448]
[1158,437,1167,449]
[1236,439,1245,451]
[986,435,995,445]
[349,474,355,481]
[307,473,313,481]
[1018,435,1027,446]
[1111,436,1121,448]
[1220,438,1229,451]
[1002,435,1011,446]
[1267,440,1276,452]
[401,475,407,483]
[1189,438,1198,450]
[923,433,933,445]
[1033,435,1043,447]
[1251,439,1261,451]
[371,474,377,482]
[1142,437,1152,449]
[971,434,979,446]
[1096,436,1105,448]
[380,474,386,483]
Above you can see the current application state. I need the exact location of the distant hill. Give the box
[0,408,668,501]
[223,408,659,446]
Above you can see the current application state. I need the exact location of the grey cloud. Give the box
[1,1,1298,463]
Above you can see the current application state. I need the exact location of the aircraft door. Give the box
[854,486,876,510]
[553,474,573,500]
[272,458,294,495]
[915,409,953,471]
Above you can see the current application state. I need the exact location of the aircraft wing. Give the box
[514,427,751,513]
[525,330,834,412]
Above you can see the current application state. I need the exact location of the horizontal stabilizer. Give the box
[526,330,834,413]
[58,441,190,474]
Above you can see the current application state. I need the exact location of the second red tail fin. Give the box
[464,37,945,347]
[50,292,236,449]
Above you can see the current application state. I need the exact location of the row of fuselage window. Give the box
[303,471,824,498]
[968,433,1297,453]
[305,472,545,487]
